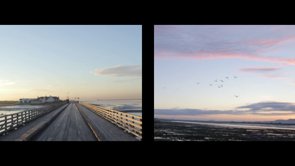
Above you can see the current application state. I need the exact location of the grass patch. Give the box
[0,101,19,106]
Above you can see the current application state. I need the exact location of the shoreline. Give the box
[154,120,295,141]
[171,120,295,131]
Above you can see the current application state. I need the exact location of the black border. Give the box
[142,23,154,142]
[2,13,295,156]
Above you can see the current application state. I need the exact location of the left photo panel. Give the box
[0,25,142,141]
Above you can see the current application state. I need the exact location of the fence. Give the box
[0,102,66,135]
[81,102,142,139]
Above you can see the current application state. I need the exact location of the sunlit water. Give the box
[0,105,44,116]
[88,99,142,116]
[171,121,295,130]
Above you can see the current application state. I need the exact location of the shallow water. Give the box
[88,99,142,116]
[171,121,295,130]
[0,105,44,115]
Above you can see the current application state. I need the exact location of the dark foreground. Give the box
[154,120,295,141]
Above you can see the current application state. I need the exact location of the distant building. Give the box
[19,98,35,104]
[38,96,59,103]
[19,96,60,104]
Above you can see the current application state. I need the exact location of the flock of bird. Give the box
[160,76,240,99]
[196,76,239,98]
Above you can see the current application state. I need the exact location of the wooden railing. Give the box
[0,102,67,135]
[81,102,142,139]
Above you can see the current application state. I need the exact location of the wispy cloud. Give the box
[94,65,141,77]
[246,35,295,47]
[155,25,295,54]
[0,80,15,87]
[237,102,295,114]
[155,25,295,65]
[239,66,292,83]
[156,51,295,65]
[155,108,238,115]
[240,67,280,73]
[155,101,295,116]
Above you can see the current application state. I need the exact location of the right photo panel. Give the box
[154,25,295,141]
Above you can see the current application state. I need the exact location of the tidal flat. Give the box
[154,119,295,141]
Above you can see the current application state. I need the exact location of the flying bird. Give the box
[215,80,218,82]
[209,84,212,86]
[196,82,200,85]
[225,76,229,79]
[220,80,224,82]
[234,76,237,79]
[234,95,239,98]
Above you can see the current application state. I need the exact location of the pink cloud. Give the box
[261,74,289,80]
[246,35,295,47]
[156,51,295,65]
[240,68,289,81]
[240,67,280,72]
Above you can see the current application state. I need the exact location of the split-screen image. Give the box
[155,25,295,141]
[1,24,295,142]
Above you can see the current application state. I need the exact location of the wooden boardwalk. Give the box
[0,102,138,141]
[34,103,96,141]
[76,104,137,141]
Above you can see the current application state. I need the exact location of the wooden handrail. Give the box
[0,102,67,136]
[81,102,142,139]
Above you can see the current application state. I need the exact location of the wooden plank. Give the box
[93,108,142,124]
[76,103,138,141]
[34,103,96,141]
[81,102,142,139]
[0,104,68,141]
[86,104,142,124]
[0,102,67,135]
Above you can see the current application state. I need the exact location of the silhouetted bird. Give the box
[220,80,224,82]
[226,76,229,79]
[234,76,237,79]
[234,95,239,98]
[209,84,212,86]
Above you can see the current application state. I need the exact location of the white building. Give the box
[19,98,35,104]
[19,96,60,104]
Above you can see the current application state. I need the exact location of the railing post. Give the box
[4,115,7,133]
[21,111,24,124]
[24,111,27,122]
[11,114,14,128]
[17,113,19,126]
[26,111,29,122]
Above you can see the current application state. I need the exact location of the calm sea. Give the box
[88,99,142,116]
[0,105,44,116]
[172,121,295,130]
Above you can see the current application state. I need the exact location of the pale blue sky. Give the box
[155,25,295,121]
[0,25,142,100]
